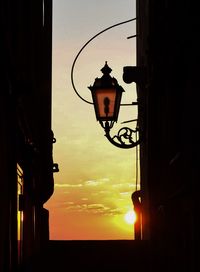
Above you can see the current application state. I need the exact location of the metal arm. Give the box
[101,121,141,149]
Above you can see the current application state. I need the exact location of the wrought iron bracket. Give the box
[102,121,141,149]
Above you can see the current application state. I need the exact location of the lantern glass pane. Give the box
[95,88,116,119]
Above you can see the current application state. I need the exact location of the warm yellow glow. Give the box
[45,0,138,240]
[17,211,23,240]
[124,210,136,225]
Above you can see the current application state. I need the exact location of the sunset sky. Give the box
[44,0,140,240]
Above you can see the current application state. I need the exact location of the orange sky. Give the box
[44,0,139,240]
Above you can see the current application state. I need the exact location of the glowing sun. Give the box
[124,210,136,225]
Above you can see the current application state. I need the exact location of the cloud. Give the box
[87,204,108,210]
[119,192,130,196]
[84,178,109,186]
[98,190,112,195]
[55,183,83,188]
[85,180,102,186]
[53,179,136,216]
[55,178,109,189]
[112,183,135,189]
[64,202,123,216]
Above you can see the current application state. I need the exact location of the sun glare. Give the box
[124,210,136,225]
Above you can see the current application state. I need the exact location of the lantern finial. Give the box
[101,61,112,76]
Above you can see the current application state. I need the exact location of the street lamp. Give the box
[88,62,123,123]
[88,62,140,149]
[70,17,141,149]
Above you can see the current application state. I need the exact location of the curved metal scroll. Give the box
[103,123,141,149]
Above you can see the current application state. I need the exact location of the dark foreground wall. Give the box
[138,1,200,271]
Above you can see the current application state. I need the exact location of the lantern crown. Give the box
[90,62,119,89]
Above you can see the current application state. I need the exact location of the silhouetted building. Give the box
[0,1,56,271]
[1,1,200,272]
[135,1,200,271]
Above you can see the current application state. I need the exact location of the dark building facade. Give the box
[135,1,200,271]
[0,1,56,271]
